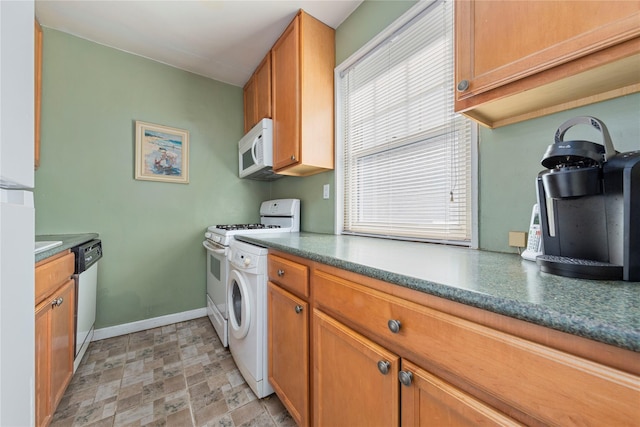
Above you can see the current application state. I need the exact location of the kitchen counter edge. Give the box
[35,233,99,263]
[236,233,639,352]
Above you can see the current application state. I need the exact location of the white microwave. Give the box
[238,118,281,181]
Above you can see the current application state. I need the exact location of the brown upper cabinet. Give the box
[455,0,640,128]
[271,10,335,176]
[243,52,272,133]
[241,10,335,177]
[35,19,42,169]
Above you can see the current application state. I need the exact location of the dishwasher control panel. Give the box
[72,239,102,273]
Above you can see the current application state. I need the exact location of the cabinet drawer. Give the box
[35,252,74,305]
[313,268,640,425]
[268,253,309,298]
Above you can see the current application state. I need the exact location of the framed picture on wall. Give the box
[135,121,189,184]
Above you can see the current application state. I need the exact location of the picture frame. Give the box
[135,121,189,184]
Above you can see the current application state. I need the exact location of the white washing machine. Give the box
[227,238,274,398]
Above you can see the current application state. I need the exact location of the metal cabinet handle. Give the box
[377,360,390,375]
[456,79,470,92]
[387,319,401,334]
[51,297,63,308]
[277,269,285,277]
[295,305,303,314]
[290,155,296,161]
[398,370,413,387]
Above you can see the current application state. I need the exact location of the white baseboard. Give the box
[92,307,207,341]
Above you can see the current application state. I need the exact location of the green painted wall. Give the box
[271,0,418,234]
[479,94,640,253]
[35,29,270,328]
[270,171,335,234]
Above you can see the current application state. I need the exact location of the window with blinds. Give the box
[338,0,474,245]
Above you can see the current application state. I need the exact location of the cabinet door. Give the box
[268,282,309,427]
[243,75,257,133]
[400,360,521,427]
[35,301,51,427]
[243,52,272,133]
[272,16,300,171]
[49,279,75,410]
[313,309,400,427]
[455,0,640,127]
[456,1,639,99]
[255,52,272,125]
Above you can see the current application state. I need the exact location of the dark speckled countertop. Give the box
[236,232,639,352]
[35,233,99,263]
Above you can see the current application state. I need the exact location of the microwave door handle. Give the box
[251,137,259,165]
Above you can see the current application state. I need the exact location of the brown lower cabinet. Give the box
[267,249,640,427]
[268,282,309,426]
[35,252,75,427]
[313,309,400,427]
[268,253,310,427]
[313,310,521,427]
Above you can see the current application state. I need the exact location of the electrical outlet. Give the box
[509,231,527,248]
[323,184,330,199]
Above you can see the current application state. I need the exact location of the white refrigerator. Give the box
[0,1,37,426]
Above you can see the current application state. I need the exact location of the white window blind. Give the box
[340,0,473,244]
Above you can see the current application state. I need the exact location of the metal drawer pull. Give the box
[51,297,63,308]
[295,305,303,314]
[398,370,413,387]
[277,269,285,277]
[377,360,390,375]
[387,319,401,334]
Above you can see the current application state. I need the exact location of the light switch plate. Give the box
[323,184,330,199]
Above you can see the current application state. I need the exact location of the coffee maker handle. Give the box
[554,116,616,162]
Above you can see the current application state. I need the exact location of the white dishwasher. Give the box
[71,239,102,372]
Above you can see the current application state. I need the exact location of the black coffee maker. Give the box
[536,116,639,281]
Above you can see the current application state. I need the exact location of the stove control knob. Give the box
[205,232,213,239]
[243,257,251,267]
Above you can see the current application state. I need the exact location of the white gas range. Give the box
[202,199,300,347]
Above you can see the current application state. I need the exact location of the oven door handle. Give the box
[202,240,227,255]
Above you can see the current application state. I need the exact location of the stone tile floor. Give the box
[51,317,294,427]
